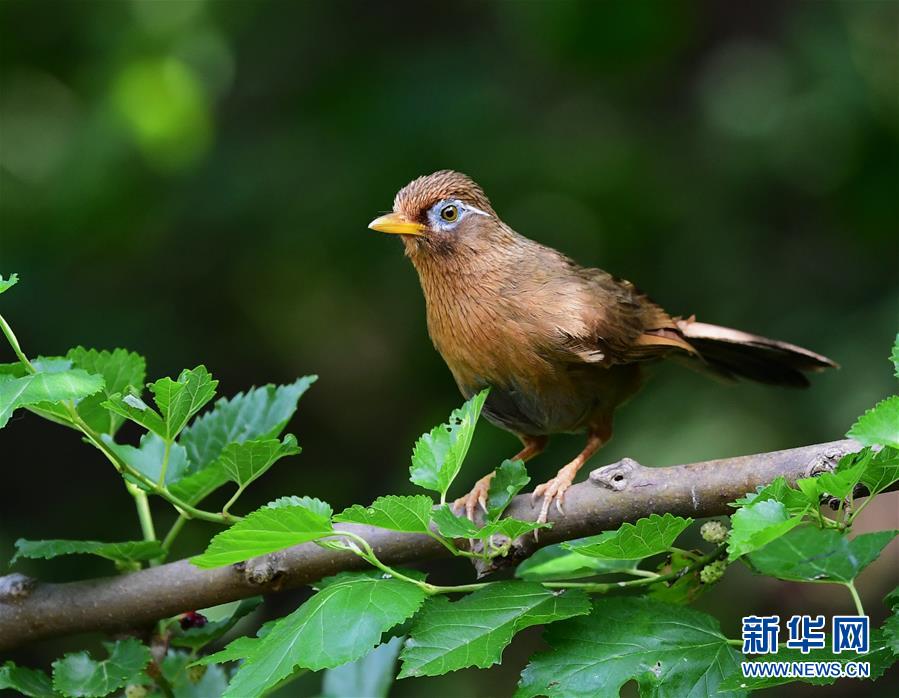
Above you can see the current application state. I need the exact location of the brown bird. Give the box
[369,170,836,523]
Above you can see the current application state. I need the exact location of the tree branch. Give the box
[0,439,861,651]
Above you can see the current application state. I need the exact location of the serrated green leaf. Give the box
[216,435,300,489]
[884,614,899,656]
[51,638,150,698]
[224,574,426,697]
[192,624,274,666]
[0,273,19,294]
[101,392,166,436]
[730,476,812,515]
[11,539,164,567]
[859,446,899,498]
[171,597,262,651]
[322,636,404,698]
[848,395,899,449]
[0,661,56,698]
[168,461,229,505]
[516,543,641,581]
[101,432,190,486]
[399,582,589,678]
[430,504,480,538]
[266,495,333,517]
[0,369,104,429]
[334,495,433,534]
[487,459,529,522]
[149,366,218,440]
[719,630,895,690]
[746,527,897,583]
[807,449,870,500]
[192,501,333,568]
[179,377,316,469]
[409,390,487,501]
[564,513,693,560]
[431,505,548,541]
[727,499,804,561]
[65,347,146,435]
[517,597,743,698]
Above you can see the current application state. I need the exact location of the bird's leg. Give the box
[453,435,548,521]
[532,427,608,524]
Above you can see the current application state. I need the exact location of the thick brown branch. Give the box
[0,439,860,651]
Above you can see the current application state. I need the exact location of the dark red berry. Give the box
[180,611,208,630]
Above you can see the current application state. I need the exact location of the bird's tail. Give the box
[676,318,837,388]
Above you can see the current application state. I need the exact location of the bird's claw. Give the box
[531,464,578,530]
[453,473,494,522]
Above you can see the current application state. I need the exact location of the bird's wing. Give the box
[557,267,697,366]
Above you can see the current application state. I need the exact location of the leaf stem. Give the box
[128,483,157,542]
[845,581,865,616]
[161,514,188,553]
[0,312,36,374]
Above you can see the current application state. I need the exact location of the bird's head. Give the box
[368,170,506,257]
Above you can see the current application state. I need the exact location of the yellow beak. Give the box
[368,212,426,236]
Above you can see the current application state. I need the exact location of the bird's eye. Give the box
[440,204,459,222]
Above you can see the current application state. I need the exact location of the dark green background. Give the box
[1,1,897,696]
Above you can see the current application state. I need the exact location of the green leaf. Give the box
[0,272,19,295]
[848,395,899,449]
[487,459,530,521]
[0,369,104,429]
[564,513,693,560]
[65,347,146,435]
[884,614,899,656]
[321,636,404,698]
[891,333,899,379]
[149,366,218,440]
[101,432,190,486]
[334,495,434,534]
[719,630,895,690]
[224,574,426,697]
[216,435,300,489]
[517,597,742,698]
[0,661,56,698]
[730,476,812,515]
[409,390,488,501]
[192,626,273,667]
[179,377,316,469]
[11,539,164,567]
[516,543,641,581]
[430,505,481,538]
[806,450,869,499]
[266,495,333,517]
[103,367,218,442]
[51,638,150,698]
[399,581,590,678]
[859,446,899,498]
[168,462,229,505]
[172,597,262,651]
[431,505,548,541]
[101,392,166,436]
[192,501,333,568]
[746,527,897,583]
[727,499,804,561]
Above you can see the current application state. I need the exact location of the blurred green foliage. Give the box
[1,1,897,695]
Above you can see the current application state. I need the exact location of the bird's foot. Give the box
[532,462,579,525]
[452,472,495,522]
